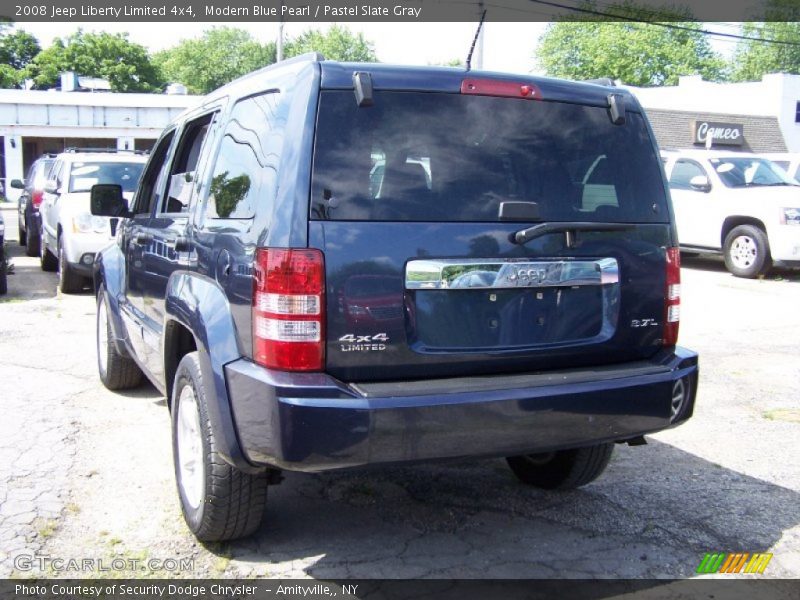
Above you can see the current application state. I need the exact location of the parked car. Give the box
[90,55,699,542]
[39,149,146,292]
[662,149,800,277]
[761,152,800,183]
[10,155,55,257]
[0,211,6,295]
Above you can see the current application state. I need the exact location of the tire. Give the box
[172,351,268,542]
[25,219,40,258]
[40,230,57,272]
[96,286,143,390]
[506,443,614,490]
[723,225,771,279]
[0,248,7,295]
[58,237,84,293]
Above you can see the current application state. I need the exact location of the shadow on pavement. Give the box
[681,253,800,282]
[206,439,799,578]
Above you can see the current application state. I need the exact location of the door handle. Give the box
[135,232,153,245]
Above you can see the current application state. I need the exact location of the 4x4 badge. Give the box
[339,333,389,352]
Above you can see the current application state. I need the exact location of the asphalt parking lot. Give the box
[0,204,798,580]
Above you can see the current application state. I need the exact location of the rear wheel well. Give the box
[164,321,198,409]
[721,217,767,247]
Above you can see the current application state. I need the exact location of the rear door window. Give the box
[668,160,707,191]
[311,91,668,223]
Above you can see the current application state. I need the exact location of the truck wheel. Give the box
[506,443,614,490]
[25,220,40,257]
[58,237,84,293]
[0,251,7,295]
[40,231,57,272]
[723,225,771,278]
[172,351,268,542]
[97,286,143,390]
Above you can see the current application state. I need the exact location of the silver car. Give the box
[39,150,146,292]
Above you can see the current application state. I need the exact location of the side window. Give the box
[160,112,216,215]
[669,160,706,191]
[203,92,283,220]
[52,161,64,189]
[132,131,175,216]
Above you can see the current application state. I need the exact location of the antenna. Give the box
[465,9,487,71]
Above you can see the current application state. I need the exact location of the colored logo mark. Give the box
[696,552,773,574]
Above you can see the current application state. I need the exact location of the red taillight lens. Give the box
[461,78,542,100]
[663,247,681,346]
[31,190,44,209]
[253,248,325,371]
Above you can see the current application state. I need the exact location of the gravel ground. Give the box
[0,204,798,580]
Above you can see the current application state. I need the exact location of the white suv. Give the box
[662,149,800,278]
[39,149,146,292]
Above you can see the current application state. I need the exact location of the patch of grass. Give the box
[0,296,23,303]
[107,536,123,547]
[763,409,800,423]
[66,502,80,514]
[37,519,58,539]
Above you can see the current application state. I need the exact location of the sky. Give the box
[15,21,738,77]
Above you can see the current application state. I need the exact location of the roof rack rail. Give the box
[63,147,148,155]
[584,78,616,87]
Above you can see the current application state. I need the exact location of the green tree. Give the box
[0,27,41,88]
[731,1,800,81]
[25,30,162,92]
[535,2,726,86]
[154,28,275,94]
[284,25,377,62]
[0,29,40,70]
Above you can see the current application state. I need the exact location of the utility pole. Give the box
[277,3,284,62]
[475,1,485,70]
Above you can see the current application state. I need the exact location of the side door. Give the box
[119,130,176,364]
[667,158,716,248]
[41,160,64,249]
[138,110,221,378]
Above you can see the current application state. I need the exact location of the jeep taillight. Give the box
[663,247,681,346]
[253,248,325,371]
[31,190,44,209]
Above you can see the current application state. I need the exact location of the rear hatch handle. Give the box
[513,221,635,246]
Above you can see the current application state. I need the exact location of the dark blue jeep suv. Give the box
[91,54,698,542]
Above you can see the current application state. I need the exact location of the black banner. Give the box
[2,0,795,23]
[4,579,800,600]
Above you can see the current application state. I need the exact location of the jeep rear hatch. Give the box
[307,86,675,382]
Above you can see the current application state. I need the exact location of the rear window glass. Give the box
[311,91,668,222]
[69,162,144,193]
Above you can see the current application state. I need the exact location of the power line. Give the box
[527,0,800,47]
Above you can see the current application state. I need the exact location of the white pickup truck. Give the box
[662,150,800,278]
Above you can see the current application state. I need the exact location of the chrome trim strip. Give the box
[405,258,619,289]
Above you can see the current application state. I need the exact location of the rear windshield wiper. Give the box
[514,221,635,245]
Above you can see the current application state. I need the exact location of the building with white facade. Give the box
[627,73,800,153]
[0,87,198,202]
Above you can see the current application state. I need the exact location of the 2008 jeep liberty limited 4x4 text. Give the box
[90,55,699,542]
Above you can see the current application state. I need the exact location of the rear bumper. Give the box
[225,348,698,472]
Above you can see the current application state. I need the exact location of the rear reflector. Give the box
[461,78,542,100]
[31,190,44,209]
[663,247,681,346]
[253,248,325,371]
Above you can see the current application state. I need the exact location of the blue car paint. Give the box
[93,57,699,474]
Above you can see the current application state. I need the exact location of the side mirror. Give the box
[689,175,711,193]
[91,184,131,218]
[10,179,24,190]
[43,180,58,194]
